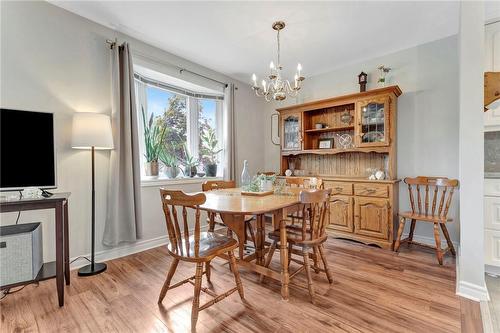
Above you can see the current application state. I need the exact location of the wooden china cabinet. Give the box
[276,86,402,249]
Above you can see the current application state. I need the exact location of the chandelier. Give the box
[251,21,305,102]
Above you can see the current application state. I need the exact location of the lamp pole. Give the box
[78,145,107,276]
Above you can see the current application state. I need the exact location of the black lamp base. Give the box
[78,262,107,276]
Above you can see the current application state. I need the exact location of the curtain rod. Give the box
[106,38,228,88]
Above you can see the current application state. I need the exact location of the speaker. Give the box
[0,222,43,286]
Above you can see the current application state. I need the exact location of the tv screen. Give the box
[0,109,56,191]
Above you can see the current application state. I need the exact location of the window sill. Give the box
[141,176,223,188]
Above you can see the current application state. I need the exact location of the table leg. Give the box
[55,202,64,307]
[279,216,289,301]
[220,214,246,259]
[63,200,70,285]
[256,215,263,265]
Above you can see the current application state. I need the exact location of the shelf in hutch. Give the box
[276,85,402,249]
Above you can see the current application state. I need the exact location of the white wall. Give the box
[264,35,460,243]
[457,1,487,301]
[0,1,265,264]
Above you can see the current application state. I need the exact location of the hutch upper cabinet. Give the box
[276,86,402,249]
[281,112,302,151]
[356,96,391,147]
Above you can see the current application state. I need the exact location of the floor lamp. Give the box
[72,113,113,276]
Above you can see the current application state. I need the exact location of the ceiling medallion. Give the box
[251,21,305,102]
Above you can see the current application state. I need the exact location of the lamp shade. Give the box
[71,113,113,150]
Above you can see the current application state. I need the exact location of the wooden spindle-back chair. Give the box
[262,189,333,303]
[394,177,459,265]
[158,189,244,331]
[202,180,257,248]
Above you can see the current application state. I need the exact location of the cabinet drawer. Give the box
[324,181,353,195]
[354,183,388,198]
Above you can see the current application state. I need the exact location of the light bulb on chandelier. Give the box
[251,21,305,102]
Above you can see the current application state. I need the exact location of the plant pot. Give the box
[145,161,159,177]
[185,166,197,178]
[204,164,217,177]
[164,166,179,179]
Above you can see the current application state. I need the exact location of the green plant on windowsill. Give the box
[159,148,179,179]
[141,106,166,177]
[182,146,199,178]
[200,128,222,177]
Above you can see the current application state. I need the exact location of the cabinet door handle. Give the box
[335,186,343,191]
[365,188,376,193]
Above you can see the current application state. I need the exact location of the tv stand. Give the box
[0,192,70,306]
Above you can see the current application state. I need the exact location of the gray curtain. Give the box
[103,42,143,246]
[223,83,236,181]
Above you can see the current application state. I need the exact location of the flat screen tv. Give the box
[1,109,57,191]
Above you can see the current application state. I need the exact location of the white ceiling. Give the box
[50,1,461,83]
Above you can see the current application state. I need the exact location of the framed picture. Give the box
[318,138,334,149]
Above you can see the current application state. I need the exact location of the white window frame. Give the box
[135,77,224,184]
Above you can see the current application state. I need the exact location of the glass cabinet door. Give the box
[356,97,389,147]
[281,113,302,151]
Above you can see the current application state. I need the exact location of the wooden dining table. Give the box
[199,188,302,300]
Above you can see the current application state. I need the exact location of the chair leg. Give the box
[246,220,257,248]
[205,260,211,283]
[408,219,416,247]
[394,217,406,252]
[312,246,320,274]
[318,245,333,284]
[433,223,444,265]
[288,242,293,267]
[228,251,244,300]
[259,240,277,283]
[440,223,456,256]
[208,212,215,232]
[158,258,179,303]
[191,262,203,332]
[302,248,315,304]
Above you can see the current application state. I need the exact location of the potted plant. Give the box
[200,128,222,177]
[159,148,179,179]
[182,146,199,178]
[141,107,166,177]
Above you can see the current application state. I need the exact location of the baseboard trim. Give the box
[70,235,169,270]
[457,280,490,301]
[401,232,459,249]
[455,246,490,302]
[69,224,216,270]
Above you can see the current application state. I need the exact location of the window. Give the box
[135,69,224,180]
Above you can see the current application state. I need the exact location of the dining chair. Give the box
[158,189,244,331]
[201,180,256,248]
[261,188,333,304]
[394,176,459,265]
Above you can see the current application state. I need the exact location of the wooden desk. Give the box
[0,193,70,307]
[200,188,301,300]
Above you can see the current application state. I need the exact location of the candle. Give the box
[252,73,257,86]
[262,80,267,92]
[297,63,302,77]
[294,74,298,88]
[269,61,275,70]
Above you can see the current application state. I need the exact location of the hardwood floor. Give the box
[0,238,483,332]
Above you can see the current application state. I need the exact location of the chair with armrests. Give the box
[394,176,459,265]
[261,189,333,303]
[158,189,244,332]
[202,180,257,248]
